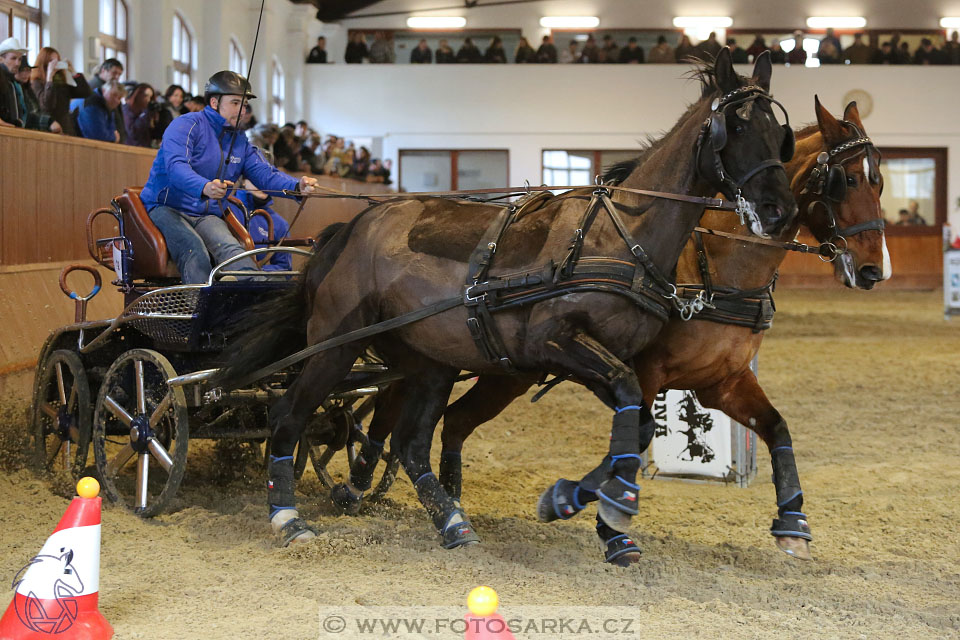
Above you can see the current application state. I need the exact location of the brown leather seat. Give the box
[116,187,256,281]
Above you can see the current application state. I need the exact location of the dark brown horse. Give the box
[217,50,797,548]
[342,98,886,563]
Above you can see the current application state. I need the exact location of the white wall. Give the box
[304,64,960,228]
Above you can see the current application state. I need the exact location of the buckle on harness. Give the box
[464,284,487,305]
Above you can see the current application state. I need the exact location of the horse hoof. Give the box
[775,535,812,560]
[442,519,481,549]
[276,516,319,547]
[536,479,584,522]
[330,482,363,516]
[597,500,633,533]
[607,549,642,568]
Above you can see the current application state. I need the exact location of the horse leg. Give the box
[390,366,480,549]
[535,332,653,537]
[267,346,363,545]
[696,370,812,560]
[439,375,535,507]
[331,381,405,515]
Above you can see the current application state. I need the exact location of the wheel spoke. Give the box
[135,361,146,415]
[67,383,78,412]
[104,395,133,426]
[63,440,72,471]
[147,438,174,473]
[68,425,80,443]
[149,392,173,428]
[136,454,149,510]
[55,362,67,405]
[46,440,63,467]
[41,403,57,420]
[106,444,136,477]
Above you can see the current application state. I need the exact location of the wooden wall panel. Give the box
[271,174,395,237]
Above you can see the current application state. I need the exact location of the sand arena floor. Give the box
[0,289,958,639]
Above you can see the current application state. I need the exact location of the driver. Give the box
[140,70,318,283]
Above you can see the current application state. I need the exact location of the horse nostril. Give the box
[859,265,882,282]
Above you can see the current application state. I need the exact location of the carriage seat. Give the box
[114,187,255,281]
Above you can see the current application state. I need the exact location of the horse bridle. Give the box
[802,120,884,261]
[696,84,795,227]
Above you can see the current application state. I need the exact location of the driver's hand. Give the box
[298,175,319,194]
[203,179,232,199]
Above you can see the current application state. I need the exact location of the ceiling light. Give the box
[406,16,466,29]
[806,17,867,29]
[539,16,600,29]
[940,17,960,28]
[672,16,733,29]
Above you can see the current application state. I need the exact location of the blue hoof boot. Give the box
[441,511,480,549]
[330,483,363,516]
[596,476,639,532]
[536,479,589,522]
[603,533,641,567]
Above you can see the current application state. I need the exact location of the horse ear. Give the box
[64,549,74,565]
[814,95,845,145]
[843,100,865,129]
[714,47,738,92]
[752,50,772,91]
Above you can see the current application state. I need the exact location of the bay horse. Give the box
[341,98,886,564]
[216,50,797,548]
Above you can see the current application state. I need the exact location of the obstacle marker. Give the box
[0,477,113,639]
[464,586,515,640]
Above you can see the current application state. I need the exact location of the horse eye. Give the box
[734,124,745,135]
[846,175,858,188]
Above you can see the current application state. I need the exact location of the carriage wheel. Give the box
[31,350,92,479]
[92,349,188,517]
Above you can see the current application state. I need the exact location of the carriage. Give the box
[30,187,399,517]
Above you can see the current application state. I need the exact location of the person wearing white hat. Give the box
[0,36,28,127]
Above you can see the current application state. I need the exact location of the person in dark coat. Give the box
[345,32,369,63]
[942,31,960,64]
[674,34,697,62]
[536,35,558,63]
[29,46,91,135]
[77,81,126,142]
[435,40,455,63]
[914,38,943,65]
[484,37,507,63]
[0,37,28,127]
[618,37,645,63]
[768,41,787,64]
[745,35,768,61]
[456,38,482,63]
[16,56,56,132]
[514,37,536,63]
[122,83,158,147]
[410,39,432,63]
[695,32,722,61]
[602,35,620,63]
[306,36,327,63]
[727,38,748,63]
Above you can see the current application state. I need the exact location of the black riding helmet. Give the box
[203,70,257,103]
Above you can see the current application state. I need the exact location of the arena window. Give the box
[876,147,947,234]
[271,58,285,124]
[542,150,639,187]
[229,37,246,75]
[99,0,128,77]
[172,12,194,93]
[1,0,43,63]
[398,150,508,192]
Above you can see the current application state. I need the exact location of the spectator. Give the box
[155,84,184,135]
[579,36,600,63]
[871,41,895,64]
[368,32,395,63]
[436,39,455,63]
[369,157,392,184]
[674,34,697,62]
[0,37,28,127]
[843,33,873,64]
[456,38,482,63]
[185,95,205,112]
[769,41,786,64]
[345,32,369,63]
[914,38,941,65]
[602,35,620,63]
[907,201,927,225]
[274,123,301,171]
[944,31,960,64]
[787,32,807,65]
[122,83,158,147]
[294,120,310,144]
[896,41,912,64]
[818,28,842,63]
[514,37,536,63]
[484,37,507,63]
[88,58,123,92]
[246,122,280,157]
[727,38,748,63]
[536,35,558,63]
[353,145,371,178]
[306,36,327,64]
[559,40,579,64]
[745,35,768,61]
[300,130,324,173]
[29,46,90,135]
[646,35,674,63]
[619,37,645,63]
[16,55,56,132]
[77,80,126,142]
[410,39,432,64]
[695,32,722,61]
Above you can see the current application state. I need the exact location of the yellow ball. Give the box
[467,586,498,617]
[76,477,100,499]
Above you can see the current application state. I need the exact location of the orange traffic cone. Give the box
[0,478,113,639]
[464,587,516,640]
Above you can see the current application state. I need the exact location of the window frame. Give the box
[875,146,947,236]
[0,0,43,62]
[271,58,285,124]
[541,149,641,187]
[228,37,246,75]
[172,12,194,93]
[398,149,510,191]
[98,0,127,73]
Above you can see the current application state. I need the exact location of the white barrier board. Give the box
[649,390,733,479]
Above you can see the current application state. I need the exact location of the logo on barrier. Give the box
[13,548,83,634]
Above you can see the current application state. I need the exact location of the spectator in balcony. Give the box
[870,41,895,64]
[29,46,90,136]
[345,32,369,63]
[695,32,722,61]
[602,35,620,63]
[436,39,455,63]
[410,39,432,64]
[914,38,942,65]
[369,157,392,184]
[122,83,158,148]
[787,32,807,65]
[484,37,507,63]
[726,38,748,63]
[843,33,873,64]
[674,34,697,62]
[514,37,536,63]
[15,55,56,132]
[353,146,371,178]
[456,38,482,63]
[369,32,395,63]
[579,36,600,63]
[745,35,768,62]
[536,35,558,63]
[559,40,579,64]
[943,31,960,64]
[768,41,786,64]
[896,41,912,65]
[646,35,674,63]
[306,36,327,64]
[77,80,126,143]
[88,58,123,93]
[818,28,842,62]
[619,37,645,63]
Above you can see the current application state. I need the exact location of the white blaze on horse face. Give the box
[881,236,892,280]
[840,252,856,287]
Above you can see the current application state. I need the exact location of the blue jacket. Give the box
[76,89,116,142]
[140,106,299,216]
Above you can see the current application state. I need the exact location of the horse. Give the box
[341,97,886,564]
[215,49,798,549]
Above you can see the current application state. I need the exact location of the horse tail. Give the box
[212,218,356,390]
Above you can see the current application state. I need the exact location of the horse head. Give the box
[801,97,889,289]
[695,49,798,238]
